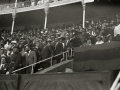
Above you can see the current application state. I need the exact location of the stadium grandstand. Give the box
[0,0,120,90]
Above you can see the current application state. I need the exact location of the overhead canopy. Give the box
[0,1,120,30]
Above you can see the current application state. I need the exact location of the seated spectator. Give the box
[82,40,87,47]
[95,36,104,45]
[106,34,113,43]
[37,0,41,5]
[31,1,35,6]
[86,38,92,46]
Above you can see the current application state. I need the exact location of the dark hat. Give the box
[74,31,81,35]
[59,37,66,40]
[13,46,19,49]
[96,36,103,40]
[28,44,33,48]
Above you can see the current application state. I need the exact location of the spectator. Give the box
[106,34,113,43]
[95,36,104,45]
[0,14,119,74]
[70,32,82,47]
[86,38,92,46]
[0,55,8,74]
[41,39,53,69]
[54,37,64,63]
[25,44,37,74]
[6,46,22,74]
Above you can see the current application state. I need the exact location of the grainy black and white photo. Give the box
[0,0,120,90]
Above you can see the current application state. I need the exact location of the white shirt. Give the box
[31,1,35,6]
[114,24,120,37]
[37,1,41,5]
[28,50,31,56]
[62,43,65,49]
[95,41,104,45]
[0,64,5,70]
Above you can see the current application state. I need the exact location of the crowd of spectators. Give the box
[0,14,120,74]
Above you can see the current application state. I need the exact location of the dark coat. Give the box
[70,37,82,47]
[54,42,64,55]
[8,52,22,73]
[25,51,37,74]
[25,51,37,65]
[65,40,71,50]
[0,63,8,74]
[41,45,53,60]
[54,42,64,63]
[51,41,56,52]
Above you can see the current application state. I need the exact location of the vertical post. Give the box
[68,50,69,57]
[44,1,49,29]
[82,0,86,29]
[44,13,48,29]
[71,48,72,57]
[15,0,18,8]
[50,57,52,66]
[66,51,68,60]
[31,65,34,74]
[61,52,64,62]
[11,19,15,35]
[11,0,17,35]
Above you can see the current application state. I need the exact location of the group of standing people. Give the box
[0,14,120,74]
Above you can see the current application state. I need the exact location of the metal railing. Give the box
[12,48,73,74]
[110,71,120,90]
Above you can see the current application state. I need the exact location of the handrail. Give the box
[110,71,120,90]
[12,49,73,73]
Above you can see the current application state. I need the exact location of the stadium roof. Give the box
[0,0,120,29]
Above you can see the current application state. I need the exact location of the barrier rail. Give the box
[110,71,120,90]
[12,48,73,74]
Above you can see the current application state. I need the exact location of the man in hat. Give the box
[6,46,22,74]
[41,40,53,69]
[50,36,56,53]
[54,37,65,63]
[80,30,89,44]
[0,55,8,74]
[25,44,37,74]
[70,31,82,47]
